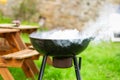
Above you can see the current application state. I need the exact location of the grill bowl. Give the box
[29,32,91,57]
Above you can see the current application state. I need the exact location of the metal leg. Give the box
[73,56,81,80]
[38,55,47,80]
[79,57,82,70]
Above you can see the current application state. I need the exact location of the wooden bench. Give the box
[1,49,39,60]
[0,28,52,80]
[0,49,40,80]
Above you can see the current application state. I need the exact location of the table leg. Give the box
[22,61,34,79]
[0,67,14,80]
[47,57,52,65]
[24,60,39,75]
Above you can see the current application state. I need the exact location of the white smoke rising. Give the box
[30,3,120,43]
[31,29,93,40]
[82,3,120,42]
[41,29,80,39]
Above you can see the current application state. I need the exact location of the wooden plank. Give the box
[0,28,19,34]
[0,24,39,30]
[0,24,38,34]
[14,50,39,59]
[0,58,23,67]
[1,49,39,59]
[12,49,32,57]
[1,49,32,59]
[28,54,40,60]
[0,68,14,80]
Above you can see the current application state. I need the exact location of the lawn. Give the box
[38,42,120,80]
[80,42,120,80]
[0,41,119,80]
[0,16,120,80]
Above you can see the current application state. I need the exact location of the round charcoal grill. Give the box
[29,30,92,80]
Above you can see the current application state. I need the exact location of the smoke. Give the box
[31,29,88,40]
[82,3,119,42]
[30,3,120,44]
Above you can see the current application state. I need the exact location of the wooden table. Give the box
[0,23,39,48]
[0,23,39,34]
[0,28,23,55]
[0,28,39,80]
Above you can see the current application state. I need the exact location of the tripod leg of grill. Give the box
[38,55,47,80]
[73,56,81,80]
[79,57,82,70]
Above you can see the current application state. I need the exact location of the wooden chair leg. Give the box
[24,60,39,75]
[21,61,34,79]
[0,68,14,80]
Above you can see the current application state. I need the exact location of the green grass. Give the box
[0,15,12,23]
[1,41,119,80]
[80,42,120,80]
[0,17,120,80]
[21,33,31,43]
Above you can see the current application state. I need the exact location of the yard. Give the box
[0,40,119,80]
[0,16,120,80]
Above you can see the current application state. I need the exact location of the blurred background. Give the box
[0,0,120,80]
[0,0,120,42]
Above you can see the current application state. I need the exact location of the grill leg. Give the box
[73,56,81,80]
[38,55,47,80]
[79,57,82,70]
